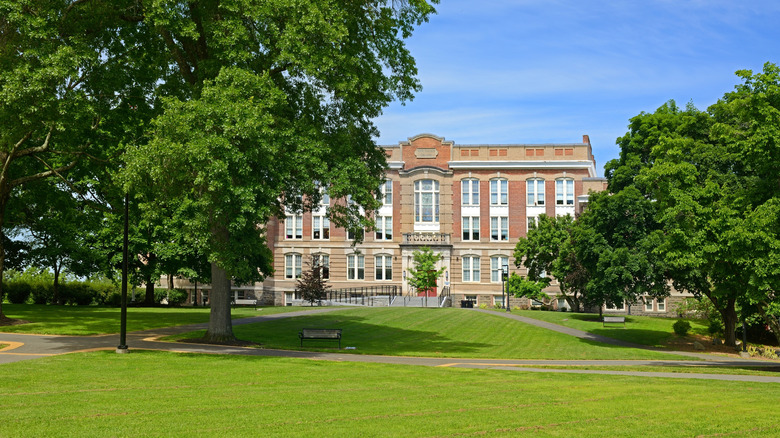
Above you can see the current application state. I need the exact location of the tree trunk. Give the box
[53,262,61,305]
[144,279,155,305]
[204,261,235,343]
[719,298,738,347]
[167,273,174,290]
[0,221,6,320]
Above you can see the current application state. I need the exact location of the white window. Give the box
[462,256,480,282]
[605,301,626,311]
[379,180,392,205]
[527,179,545,206]
[490,179,508,206]
[375,254,393,281]
[491,256,509,283]
[494,295,505,307]
[556,178,574,206]
[285,253,302,279]
[320,187,330,206]
[657,298,666,312]
[375,216,392,241]
[527,216,538,231]
[644,297,653,312]
[285,215,303,239]
[347,254,365,280]
[312,215,330,240]
[313,254,329,280]
[347,228,364,241]
[490,216,508,241]
[462,216,480,241]
[414,179,439,223]
[462,179,479,206]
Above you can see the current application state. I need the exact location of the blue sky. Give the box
[373,0,780,175]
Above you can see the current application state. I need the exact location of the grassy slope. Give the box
[208,307,686,360]
[0,304,301,335]
[1,351,778,438]
[506,309,708,347]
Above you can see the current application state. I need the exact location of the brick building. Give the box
[259,133,607,307]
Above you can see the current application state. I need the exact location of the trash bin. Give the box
[460,300,468,308]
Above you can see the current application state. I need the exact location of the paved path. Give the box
[2,307,780,383]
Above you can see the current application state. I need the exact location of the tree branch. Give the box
[13,128,54,159]
[159,28,198,85]
[9,160,78,188]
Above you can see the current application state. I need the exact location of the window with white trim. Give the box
[657,298,666,312]
[462,216,480,241]
[605,301,626,311]
[347,228,364,241]
[527,179,545,206]
[527,216,539,231]
[375,216,392,241]
[490,216,508,241]
[379,180,392,205]
[414,179,439,224]
[490,179,508,206]
[320,187,330,206]
[644,297,653,312]
[285,215,303,239]
[347,254,365,280]
[285,253,302,279]
[312,254,329,280]
[312,215,330,240]
[556,178,574,206]
[461,179,479,206]
[494,295,505,307]
[462,256,480,282]
[491,256,509,283]
[375,254,393,281]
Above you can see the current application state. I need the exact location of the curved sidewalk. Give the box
[2,307,780,383]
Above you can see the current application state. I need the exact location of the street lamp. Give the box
[502,264,510,313]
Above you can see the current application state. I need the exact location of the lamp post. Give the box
[117,193,129,354]
[502,264,510,312]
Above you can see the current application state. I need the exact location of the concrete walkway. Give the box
[2,307,780,383]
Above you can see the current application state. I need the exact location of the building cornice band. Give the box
[447,160,597,177]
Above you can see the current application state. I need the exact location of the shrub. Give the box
[154,288,189,306]
[30,283,54,304]
[673,319,691,336]
[5,282,32,304]
[59,283,94,306]
[707,318,724,337]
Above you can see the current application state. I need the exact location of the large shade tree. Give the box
[122,0,438,342]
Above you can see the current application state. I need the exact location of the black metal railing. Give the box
[438,286,451,307]
[326,285,400,307]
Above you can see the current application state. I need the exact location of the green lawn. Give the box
[506,309,708,347]
[512,365,780,377]
[0,304,302,335]
[0,350,777,437]
[168,307,687,360]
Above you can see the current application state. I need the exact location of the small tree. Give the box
[407,247,445,303]
[296,256,330,307]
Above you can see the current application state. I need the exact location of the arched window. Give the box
[375,254,393,281]
[347,253,365,280]
[414,179,439,224]
[527,178,545,206]
[490,256,509,283]
[461,178,479,206]
[312,254,329,280]
[556,178,574,205]
[462,255,481,283]
[490,178,508,206]
[285,253,302,279]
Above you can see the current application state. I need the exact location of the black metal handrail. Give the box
[438,286,451,307]
[326,285,400,306]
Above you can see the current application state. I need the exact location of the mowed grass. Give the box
[507,309,708,347]
[0,304,301,335]
[512,365,780,377]
[170,307,687,360]
[1,350,778,438]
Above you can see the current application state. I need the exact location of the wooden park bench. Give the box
[603,316,626,328]
[232,298,258,309]
[298,328,342,349]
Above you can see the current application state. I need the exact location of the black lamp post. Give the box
[502,264,510,312]
[117,193,129,353]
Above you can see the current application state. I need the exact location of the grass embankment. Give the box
[168,307,685,360]
[0,304,302,336]
[1,350,778,437]
[508,309,708,347]
[511,365,780,377]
